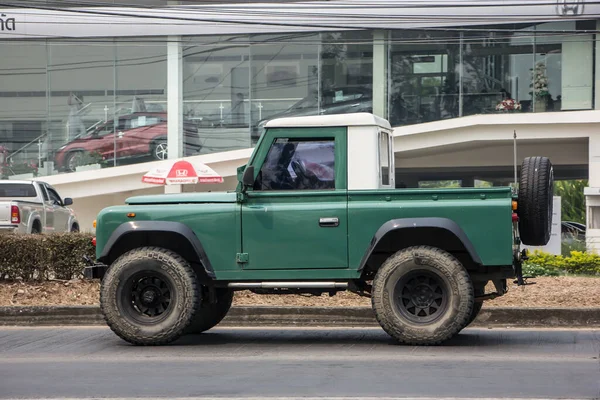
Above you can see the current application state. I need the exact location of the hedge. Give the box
[1,232,598,281]
[524,250,600,277]
[0,232,95,281]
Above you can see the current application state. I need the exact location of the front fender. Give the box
[99,221,215,278]
[67,213,79,231]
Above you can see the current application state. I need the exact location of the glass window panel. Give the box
[250,33,320,145]
[389,30,460,126]
[183,35,251,153]
[0,41,47,178]
[461,26,534,116]
[321,31,373,117]
[115,38,168,162]
[48,40,115,173]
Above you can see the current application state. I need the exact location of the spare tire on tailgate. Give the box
[518,156,554,246]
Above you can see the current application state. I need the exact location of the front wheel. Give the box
[185,287,233,334]
[151,139,168,160]
[100,247,199,345]
[371,246,474,345]
[64,151,84,172]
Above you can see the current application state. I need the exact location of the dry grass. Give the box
[1,276,599,308]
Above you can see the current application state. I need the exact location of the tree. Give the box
[554,180,587,224]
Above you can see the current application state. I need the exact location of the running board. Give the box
[227,282,349,289]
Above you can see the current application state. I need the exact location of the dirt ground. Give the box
[1,276,598,308]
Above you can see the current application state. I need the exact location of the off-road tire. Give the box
[371,246,474,345]
[518,156,554,246]
[100,247,199,346]
[463,285,485,328]
[185,288,233,334]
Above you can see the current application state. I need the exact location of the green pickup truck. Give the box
[86,113,553,346]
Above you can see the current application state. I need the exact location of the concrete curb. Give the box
[1,306,600,328]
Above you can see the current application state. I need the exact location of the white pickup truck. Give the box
[0,180,79,234]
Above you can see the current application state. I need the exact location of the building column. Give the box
[166,35,183,194]
[585,135,600,253]
[372,30,388,120]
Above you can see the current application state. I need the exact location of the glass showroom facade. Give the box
[0,20,596,179]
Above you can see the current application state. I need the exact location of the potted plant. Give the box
[530,62,550,112]
[495,98,522,112]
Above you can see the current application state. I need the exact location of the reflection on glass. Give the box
[250,33,320,145]
[48,42,115,173]
[0,38,168,178]
[183,35,252,153]
[388,21,591,126]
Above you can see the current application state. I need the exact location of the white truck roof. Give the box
[1,180,36,185]
[265,112,392,130]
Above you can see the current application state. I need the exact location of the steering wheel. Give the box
[291,160,309,181]
[291,159,319,189]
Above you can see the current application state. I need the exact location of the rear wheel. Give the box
[30,221,41,234]
[371,246,474,345]
[185,287,233,334]
[518,156,554,246]
[463,285,485,328]
[100,247,199,345]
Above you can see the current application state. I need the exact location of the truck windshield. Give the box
[0,183,37,197]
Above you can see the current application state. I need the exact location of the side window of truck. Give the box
[47,187,62,206]
[254,138,335,191]
[379,131,391,186]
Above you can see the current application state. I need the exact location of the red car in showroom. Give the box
[54,112,202,172]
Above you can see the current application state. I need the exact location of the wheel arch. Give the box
[29,216,42,233]
[99,221,215,280]
[359,217,482,278]
[149,136,168,159]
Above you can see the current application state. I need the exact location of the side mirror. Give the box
[242,165,255,187]
[63,198,73,206]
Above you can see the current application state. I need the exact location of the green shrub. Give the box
[524,249,600,277]
[522,262,561,277]
[562,237,586,257]
[0,232,95,281]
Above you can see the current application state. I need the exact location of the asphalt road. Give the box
[0,326,599,400]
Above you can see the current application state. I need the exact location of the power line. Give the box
[3,1,600,34]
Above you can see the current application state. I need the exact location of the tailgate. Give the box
[0,201,11,223]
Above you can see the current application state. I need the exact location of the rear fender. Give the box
[358,217,482,272]
[25,211,43,234]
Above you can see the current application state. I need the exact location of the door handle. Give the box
[319,217,339,227]
[248,205,267,212]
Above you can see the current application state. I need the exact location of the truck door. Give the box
[40,184,55,232]
[241,127,348,270]
[45,185,69,232]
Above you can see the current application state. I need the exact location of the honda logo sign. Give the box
[556,0,585,16]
